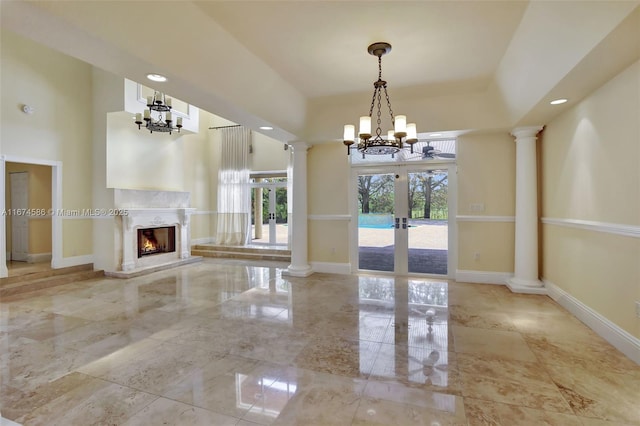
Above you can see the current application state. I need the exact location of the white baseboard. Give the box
[310,261,351,275]
[456,270,512,285]
[544,278,640,365]
[52,254,94,269]
[26,252,52,263]
[191,237,215,245]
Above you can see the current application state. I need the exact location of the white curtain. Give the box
[216,127,252,245]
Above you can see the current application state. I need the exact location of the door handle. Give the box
[402,217,407,229]
[395,217,400,229]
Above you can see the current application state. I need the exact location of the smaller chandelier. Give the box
[343,42,418,156]
[135,91,182,134]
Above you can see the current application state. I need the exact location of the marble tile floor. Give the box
[1,258,639,425]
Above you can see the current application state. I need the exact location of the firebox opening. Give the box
[137,226,176,258]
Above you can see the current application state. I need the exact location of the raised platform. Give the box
[191,244,291,262]
[0,264,104,298]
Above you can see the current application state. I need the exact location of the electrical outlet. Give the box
[635,301,640,318]
[474,252,480,261]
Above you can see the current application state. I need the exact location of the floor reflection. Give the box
[357,276,453,388]
[2,259,639,425]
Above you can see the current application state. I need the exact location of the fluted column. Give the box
[507,126,546,294]
[284,142,313,277]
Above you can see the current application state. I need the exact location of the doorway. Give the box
[1,157,60,278]
[250,178,288,247]
[353,164,455,277]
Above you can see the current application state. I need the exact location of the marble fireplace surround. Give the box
[109,189,199,278]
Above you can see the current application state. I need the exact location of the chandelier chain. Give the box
[368,87,377,119]
[384,87,395,126]
[376,89,383,138]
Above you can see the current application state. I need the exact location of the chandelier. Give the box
[343,42,418,156]
[134,91,183,134]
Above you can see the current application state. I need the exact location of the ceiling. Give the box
[2,1,639,143]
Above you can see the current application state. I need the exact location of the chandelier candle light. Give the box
[343,42,418,156]
[135,91,183,134]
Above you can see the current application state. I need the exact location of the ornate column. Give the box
[178,208,191,259]
[284,142,313,277]
[507,126,546,294]
[121,215,136,271]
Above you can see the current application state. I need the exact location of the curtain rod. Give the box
[208,124,242,130]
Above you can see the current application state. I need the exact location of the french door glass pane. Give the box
[358,173,395,272]
[407,170,448,274]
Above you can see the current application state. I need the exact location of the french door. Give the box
[251,180,288,246]
[352,164,455,276]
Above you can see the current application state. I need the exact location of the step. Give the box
[192,248,291,262]
[0,263,93,286]
[193,244,290,256]
[0,268,105,298]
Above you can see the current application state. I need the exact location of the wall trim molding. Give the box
[544,278,640,365]
[26,253,52,263]
[456,269,512,285]
[456,215,515,222]
[541,217,640,238]
[310,261,351,275]
[191,210,217,215]
[52,254,94,269]
[308,214,351,221]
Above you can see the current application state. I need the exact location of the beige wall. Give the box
[1,30,93,258]
[541,60,640,339]
[456,132,516,273]
[106,112,186,191]
[309,220,350,263]
[307,142,351,263]
[183,111,217,242]
[250,132,289,172]
[308,143,350,215]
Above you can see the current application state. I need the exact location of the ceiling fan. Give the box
[422,142,455,159]
[406,307,449,383]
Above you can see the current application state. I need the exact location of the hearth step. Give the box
[0,264,104,298]
[192,244,291,262]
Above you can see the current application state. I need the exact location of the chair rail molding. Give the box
[541,217,640,238]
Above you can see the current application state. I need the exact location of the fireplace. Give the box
[137,226,176,258]
[108,189,199,277]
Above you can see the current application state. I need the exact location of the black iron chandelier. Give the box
[134,91,183,134]
[343,42,418,156]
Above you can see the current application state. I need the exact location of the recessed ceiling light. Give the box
[550,98,568,105]
[147,73,167,82]
[259,126,273,130]
[429,133,442,137]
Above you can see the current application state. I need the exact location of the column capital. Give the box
[511,126,544,140]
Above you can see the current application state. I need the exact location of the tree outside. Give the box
[358,171,448,219]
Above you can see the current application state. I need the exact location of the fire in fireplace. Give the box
[137,226,176,258]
